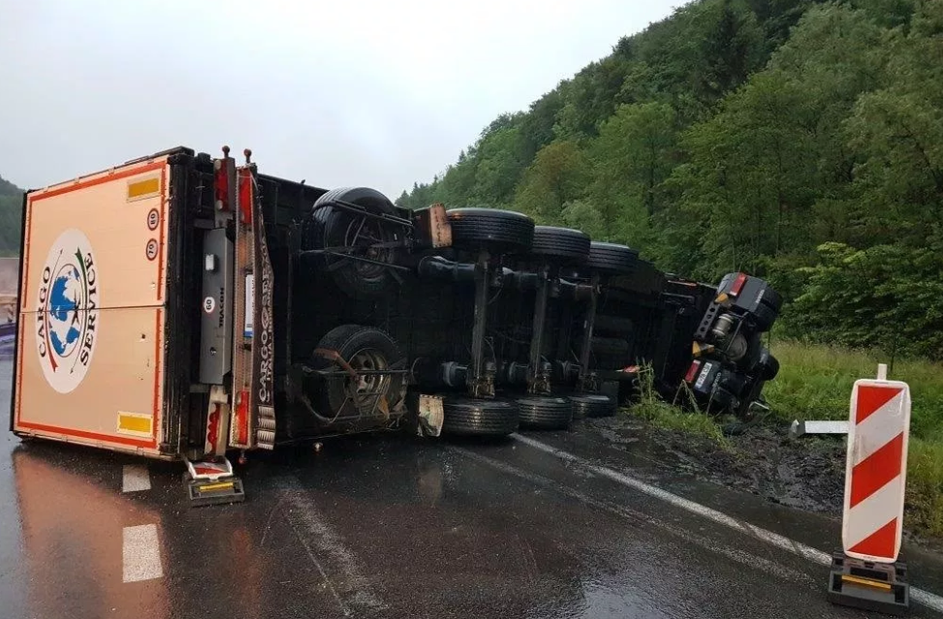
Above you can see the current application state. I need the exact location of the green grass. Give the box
[766,340,943,540]
[764,340,943,441]
[629,364,730,446]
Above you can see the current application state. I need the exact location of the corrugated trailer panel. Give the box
[14,158,172,457]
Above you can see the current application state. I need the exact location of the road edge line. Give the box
[512,433,943,614]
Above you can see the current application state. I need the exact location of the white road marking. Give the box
[512,433,943,613]
[273,478,386,615]
[451,446,812,584]
[122,465,151,492]
[122,524,163,583]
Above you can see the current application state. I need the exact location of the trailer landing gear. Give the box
[184,456,246,507]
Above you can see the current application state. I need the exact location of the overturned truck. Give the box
[10,147,780,499]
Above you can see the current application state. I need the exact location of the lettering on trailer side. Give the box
[254,201,275,407]
[34,229,100,394]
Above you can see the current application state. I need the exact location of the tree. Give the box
[588,102,678,248]
[471,126,526,206]
[513,141,589,225]
[0,175,23,256]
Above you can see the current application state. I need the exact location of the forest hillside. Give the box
[397,0,943,361]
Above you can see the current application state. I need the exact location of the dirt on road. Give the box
[587,414,846,517]
[586,411,943,551]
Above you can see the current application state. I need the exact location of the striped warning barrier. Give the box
[841,366,911,563]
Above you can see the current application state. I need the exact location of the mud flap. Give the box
[184,457,246,508]
[417,394,445,437]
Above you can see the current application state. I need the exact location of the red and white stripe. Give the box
[841,380,911,563]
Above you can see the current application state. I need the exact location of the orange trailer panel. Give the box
[14,158,171,457]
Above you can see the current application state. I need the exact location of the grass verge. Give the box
[766,340,943,540]
[629,364,730,447]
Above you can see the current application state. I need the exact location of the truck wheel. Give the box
[309,187,401,298]
[516,396,574,430]
[567,393,617,419]
[759,286,783,312]
[586,242,638,274]
[442,397,520,436]
[757,349,780,381]
[311,325,407,422]
[750,302,777,332]
[528,226,591,264]
[446,208,535,254]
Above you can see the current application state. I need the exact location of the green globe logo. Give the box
[35,229,100,394]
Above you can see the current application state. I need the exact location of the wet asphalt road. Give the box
[1,353,942,619]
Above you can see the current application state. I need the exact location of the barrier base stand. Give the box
[828,551,909,616]
[183,457,246,508]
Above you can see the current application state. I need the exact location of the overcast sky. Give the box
[1,0,680,199]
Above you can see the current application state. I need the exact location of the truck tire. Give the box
[447,208,535,254]
[442,397,520,436]
[759,286,783,312]
[516,396,574,430]
[567,393,617,418]
[757,349,780,381]
[750,302,777,332]
[586,242,639,274]
[308,187,401,298]
[311,325,407,422]
[529,226,591,264]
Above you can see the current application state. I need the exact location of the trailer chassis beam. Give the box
[467,250,495,399]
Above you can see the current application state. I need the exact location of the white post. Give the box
[877,363,888,381]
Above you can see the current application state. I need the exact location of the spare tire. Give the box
[567,393,617,419]
[586,242,638,275]
[310,324,407,423]
[442,397,520,436]
[529,226,591,264]
[307,187,401,298]
[517,396,573,430]
[447,208,535,254]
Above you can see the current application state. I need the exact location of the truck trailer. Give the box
[10,146,781,504]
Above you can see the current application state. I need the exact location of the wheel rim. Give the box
[344,347,391,409]
[342,215,396,281]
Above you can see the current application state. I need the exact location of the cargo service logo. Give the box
[35,229,100,394]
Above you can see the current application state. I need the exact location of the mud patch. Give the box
[586,415,847,516]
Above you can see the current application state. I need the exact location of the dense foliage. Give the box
[398,0,943,360]
[0,176,23,257]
